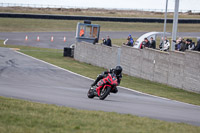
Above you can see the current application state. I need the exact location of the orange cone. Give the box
[51,36,54,42]
[37,36,40,41]
[25,35,28,41]
[64,36,66,42]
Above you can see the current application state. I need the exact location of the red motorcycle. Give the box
[87,73,118,100]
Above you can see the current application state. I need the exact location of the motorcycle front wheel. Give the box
[87,88,95,98]
[99,86,111,100]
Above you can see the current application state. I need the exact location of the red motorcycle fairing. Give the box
[96,73,118,96]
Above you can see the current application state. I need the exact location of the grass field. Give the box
[1,41,200,132]
[1,42,200,106]
[1,18,200,32]
[1,96,200,133]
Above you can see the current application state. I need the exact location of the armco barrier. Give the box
[74,42,200,93]
[1,13,200,23]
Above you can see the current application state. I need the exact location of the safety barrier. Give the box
[1,13,200,23]
[74,42,200,93]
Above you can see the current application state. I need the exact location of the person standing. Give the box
[149,37,156,49]
[186,39,195,50]
[143,38,150,48]
[79,28,84,37]
[160,37,170,51]
[93,36,98,44]
[174,38,185,52]
[179,39,186,52]
[106,36,112,47]
[102,38,107,45]
[128,34,134,46]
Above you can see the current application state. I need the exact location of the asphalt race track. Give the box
[0,31,146,49]
[0,47,200,126]
[0,32,199,49]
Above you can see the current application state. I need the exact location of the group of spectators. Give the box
[122,34,157,49]
[174,37,200,52]
[99,36,112,47]
[93,35,112,47]
[141,36,200,52]
[141,36,171,51]
[141,37,157,49]
[95,33,200,52]
[124,35,200,52]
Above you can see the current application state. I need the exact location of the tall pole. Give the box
[162,0,168,50]
[171,0,180,51]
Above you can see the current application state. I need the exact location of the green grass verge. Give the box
[1,18,200,32]
[0,42,200,106]
[1,96,200,133]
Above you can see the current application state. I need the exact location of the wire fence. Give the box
[0,3,200,13]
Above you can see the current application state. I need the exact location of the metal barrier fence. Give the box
[1,13,200,23]
[1,3,200,13]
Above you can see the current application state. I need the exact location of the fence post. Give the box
[117,47,121,66]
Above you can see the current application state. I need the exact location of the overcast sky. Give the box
[1,0,200,11]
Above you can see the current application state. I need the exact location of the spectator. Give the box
[128,34,134,46]
[180,39,186,52]
[159,37,170,51]
[123,34,134,47]
[194,38,200,51]
[175,38,186,52]
[102,38,107,45]
[106,36,112,47]
[175,37,186,51]
[93,36,98,44]
[175,37,182,51]
[186,39,195,50]
[142,38,150,48]
[79,28,84,37]
[185,39,190,49]
[149,37,156,49]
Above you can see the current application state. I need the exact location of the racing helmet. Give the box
[114,66,122,75]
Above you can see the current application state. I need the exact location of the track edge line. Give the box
[14,50,199,107]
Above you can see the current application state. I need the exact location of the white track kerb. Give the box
[4,39,8,45]
[14,50,199,107]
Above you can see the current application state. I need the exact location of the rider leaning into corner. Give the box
[91,66,123,96]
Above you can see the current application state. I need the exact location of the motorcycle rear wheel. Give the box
[99,86,111,100]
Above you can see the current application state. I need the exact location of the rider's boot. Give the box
[91,82,96,87]
[91,75,103,87]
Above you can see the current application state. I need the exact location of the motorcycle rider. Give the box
[91,66,123,96]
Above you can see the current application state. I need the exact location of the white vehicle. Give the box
[133,32,171,49]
